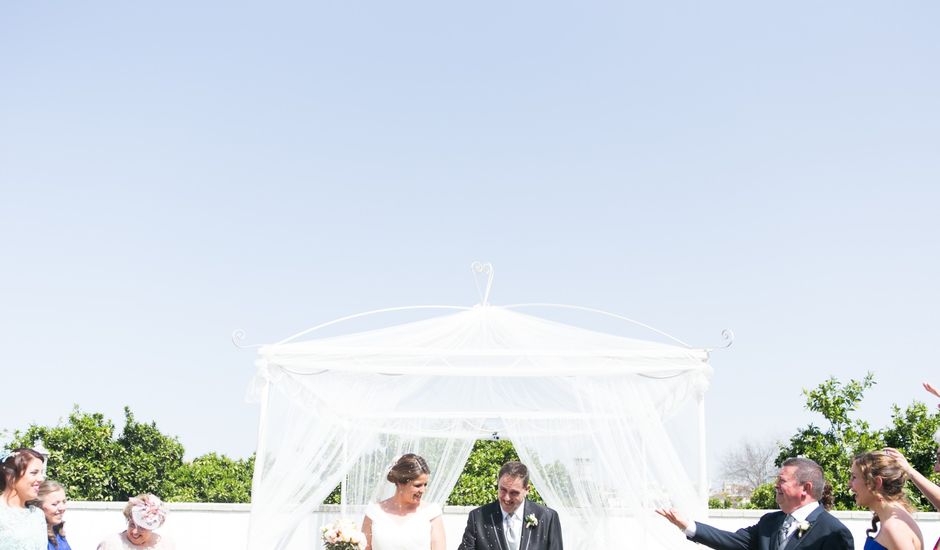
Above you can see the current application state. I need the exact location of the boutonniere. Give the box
[525,514,538,529]
[796,521,811,538]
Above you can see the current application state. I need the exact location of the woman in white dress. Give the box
[362,454,446,550]
[0,448,47,550]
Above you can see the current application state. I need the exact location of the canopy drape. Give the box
[246,305,713,550]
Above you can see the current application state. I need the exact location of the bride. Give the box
[362,454,446,550]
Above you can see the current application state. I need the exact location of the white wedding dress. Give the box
[365,502,442,550]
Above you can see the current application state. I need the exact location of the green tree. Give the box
[707,496,731,509]
[775,373,883,510]
[9,406,250,503]
[113,407,185,500]
[169,453,254,503]
[748,482,777,509]
[882,401,940,510]
[772,376,940,511]
[447,440,542,506]
[12,408,121,500]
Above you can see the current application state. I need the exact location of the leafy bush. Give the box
[776,373,940,510]
[9,406,251,502]
[446,439,542,506]
[748,482,777,509]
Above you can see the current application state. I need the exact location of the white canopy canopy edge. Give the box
[244,301,723,550]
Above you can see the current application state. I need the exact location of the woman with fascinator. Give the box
[96,494,176,549]
[361,454,446,550]
[0,447,47,550]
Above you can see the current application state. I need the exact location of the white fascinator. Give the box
[130,494,168,530]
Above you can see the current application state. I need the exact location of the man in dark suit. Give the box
[458,461,563,550]
[657,457,853,550]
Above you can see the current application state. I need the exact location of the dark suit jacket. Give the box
[458,500,563,550]
[690,505,853,550]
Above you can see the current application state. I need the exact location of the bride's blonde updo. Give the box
[387,454,430,485]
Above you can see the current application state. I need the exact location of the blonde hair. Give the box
[853,451,910,536]
[32,480,67,548]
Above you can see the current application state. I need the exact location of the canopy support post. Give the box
[247,377,271,547]
[340,434,348,517]
[697,393,708,505]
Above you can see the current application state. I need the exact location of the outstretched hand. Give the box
[883,447,913,474]
[655,508,690,531]
[924,382,940,402]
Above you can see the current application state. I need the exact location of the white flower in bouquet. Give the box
[321,518,366,550]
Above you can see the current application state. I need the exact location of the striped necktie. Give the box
[777,515,794,550]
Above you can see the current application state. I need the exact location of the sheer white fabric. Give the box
[246,306,711,550]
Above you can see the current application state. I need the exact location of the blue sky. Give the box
[2,1,938,486]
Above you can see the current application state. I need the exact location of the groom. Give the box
[657,457,852,550]
[458,461,563,550]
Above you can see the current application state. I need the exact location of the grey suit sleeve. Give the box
[458,509,479,550]
[547,509,563,550]
[690,521,758,550]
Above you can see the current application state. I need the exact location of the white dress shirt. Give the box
[503,509,523,549]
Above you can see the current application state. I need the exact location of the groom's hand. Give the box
[655,508,690,531]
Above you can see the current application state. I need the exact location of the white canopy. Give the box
[246,304,714,550]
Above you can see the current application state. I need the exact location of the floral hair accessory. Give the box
[0,450,16,463]
[130,495,168,530]
[796,521,811,538]
[525,513,538,529]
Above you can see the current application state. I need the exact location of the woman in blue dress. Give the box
[885,381,940,550]
[30,480,71,550]
[849,451,923,550]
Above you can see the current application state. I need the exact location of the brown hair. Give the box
[498,461,529,488]
[819,482,834,511]
[854,451,910,537]
[30,480,67,548]
[0,448,44,491]
[386,454,430,485]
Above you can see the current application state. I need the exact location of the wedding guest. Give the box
[362,453,446,550]
[96,493,176,549]
[657,457,853,550]
[924,382,940,407]
[28,480,72,550]
[0,447,47,550]
[882,380,940,550]
[849,451,923,550]
[884,447,940,550]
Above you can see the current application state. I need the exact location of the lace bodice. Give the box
[0,502,46,550]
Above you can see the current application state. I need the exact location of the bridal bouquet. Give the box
[321,518,366,550]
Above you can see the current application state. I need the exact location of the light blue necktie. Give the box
[777,515,794,550]
[506,513,519,550]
